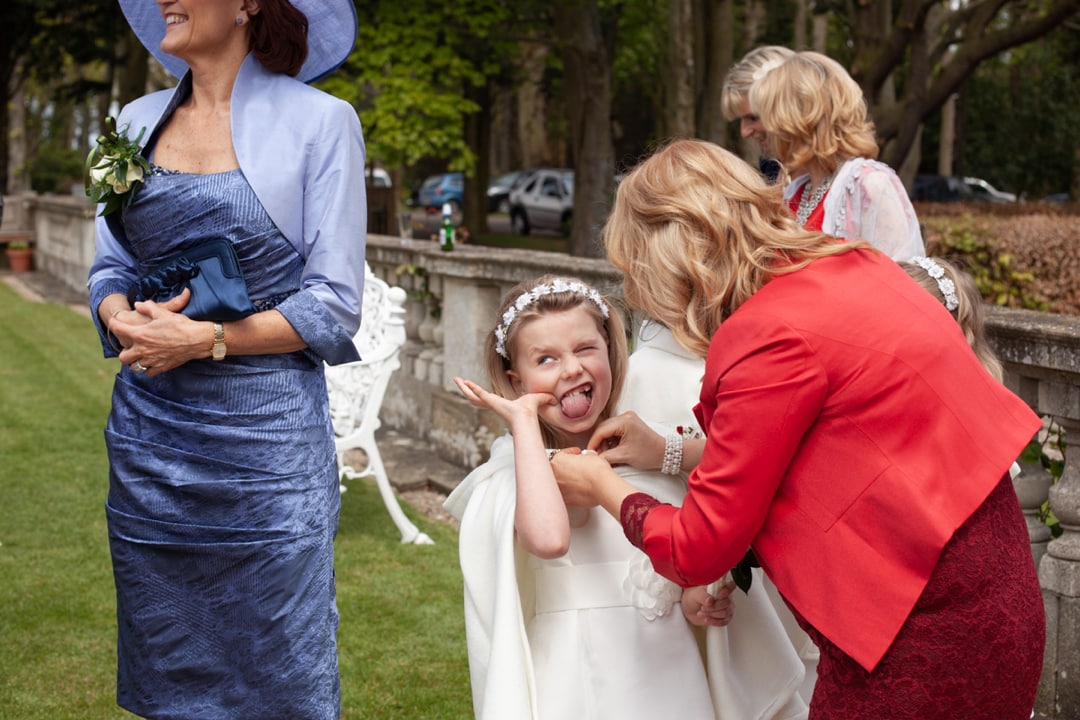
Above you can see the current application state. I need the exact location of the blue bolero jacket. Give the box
[87,54,367,365]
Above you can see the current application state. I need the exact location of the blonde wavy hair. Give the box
[484,274,628,448]
[720,45,795,121]
[604,139,865,358]
[899,258,1004,382]
[750,51,879,175]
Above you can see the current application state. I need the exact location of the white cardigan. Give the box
[785,157,925,261]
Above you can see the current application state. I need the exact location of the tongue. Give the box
[561,391,591,419]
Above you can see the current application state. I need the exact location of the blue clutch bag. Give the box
[127,238,257,322]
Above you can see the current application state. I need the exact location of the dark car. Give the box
[912,174,1017,203]
[487,170,526,213]
[911,175,972,202]
[417,172,464,211]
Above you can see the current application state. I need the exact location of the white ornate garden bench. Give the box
[325,263,434,544]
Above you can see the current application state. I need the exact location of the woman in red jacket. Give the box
[552,138,1044,719]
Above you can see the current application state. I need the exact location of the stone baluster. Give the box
[1013,454,1055,567]
[1037,387,1080,718]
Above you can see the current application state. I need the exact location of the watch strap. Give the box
[212,322,227,361]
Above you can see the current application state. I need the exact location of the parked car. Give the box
[365,167,392,188]
[962,176,1017,203]
[417,172,464,210]
[911,174,972,202]
[487,170,525,213]
[508,168,574,236]
[911,174,1016,203]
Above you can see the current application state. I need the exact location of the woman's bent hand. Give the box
[587,411,666,470]
[115,291,213,376]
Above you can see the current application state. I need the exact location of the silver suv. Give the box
[508,168,574,236]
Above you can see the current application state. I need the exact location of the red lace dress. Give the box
[623,476,1044,719]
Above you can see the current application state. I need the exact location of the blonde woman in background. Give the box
[751,51,924,260]
[721,45,795,184]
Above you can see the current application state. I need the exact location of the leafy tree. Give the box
[834,0,1080,169]
[1,0,123,192]
[322,1,522,234]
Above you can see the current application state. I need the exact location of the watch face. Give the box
[213,344,226,361]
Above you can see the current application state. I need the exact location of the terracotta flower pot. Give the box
[5,247,33,273]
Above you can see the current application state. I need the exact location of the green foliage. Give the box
[28,145,83,194]
[319,1,521,173]
[0,283,470,719]
[927,214,1048,310]
[955,30,1080,199]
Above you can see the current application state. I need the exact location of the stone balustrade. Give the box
[17,194,1080,718]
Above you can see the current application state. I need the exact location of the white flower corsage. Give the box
[624,553,682,621]
[85,116,151,217]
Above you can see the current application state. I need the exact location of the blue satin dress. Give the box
[93,167,344,720]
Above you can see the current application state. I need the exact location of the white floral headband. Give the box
[911,256,960,312]
[494,278,610,359]
[751,57,787,84]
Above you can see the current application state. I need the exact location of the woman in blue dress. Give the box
[86,1,366,718]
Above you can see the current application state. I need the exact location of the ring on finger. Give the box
[132,360,148,374]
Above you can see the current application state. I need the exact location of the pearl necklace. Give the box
[796,175,832,226]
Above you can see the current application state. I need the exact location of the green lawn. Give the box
[0,280,471,719]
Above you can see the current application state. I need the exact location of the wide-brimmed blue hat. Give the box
[119,0,357,84]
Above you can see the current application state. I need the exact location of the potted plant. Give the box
[5,240,33,273]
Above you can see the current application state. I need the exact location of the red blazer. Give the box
[640,249,1041,672]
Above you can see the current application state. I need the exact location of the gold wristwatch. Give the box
[211,322,227,361]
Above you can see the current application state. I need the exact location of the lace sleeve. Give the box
[620,492,662,549]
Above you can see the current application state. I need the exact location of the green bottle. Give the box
[440,203,455,251]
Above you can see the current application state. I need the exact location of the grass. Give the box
[0,280,471,719]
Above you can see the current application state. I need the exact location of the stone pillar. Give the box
[1037,384,1080,718]
[439,274,501,393]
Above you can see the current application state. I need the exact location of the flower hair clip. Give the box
[494,278,610,359]
[911,256,960,312]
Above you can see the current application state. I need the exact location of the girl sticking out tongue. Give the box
[444,275,736,720]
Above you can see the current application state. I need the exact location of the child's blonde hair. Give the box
[749,51,879,175]
[720,45,795,121]
[900,257,1004,382]
[484,275,628,447]
[604,138,865,358]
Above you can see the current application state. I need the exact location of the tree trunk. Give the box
[696,0,734,146]
[938,93,956,177]
[664,0,695,138]
[811,13,827,53]
[463,80,492,236]
[553,0,614,258]
[794,0,808,50]
[517,42,553,168]
[117,29,149,110]
[7,80,29,193]
[742,0,765,53]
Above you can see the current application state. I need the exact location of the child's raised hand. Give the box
[680,582,735,628]
[453,377,556,427]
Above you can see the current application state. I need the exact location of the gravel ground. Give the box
[399,488,459,531]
